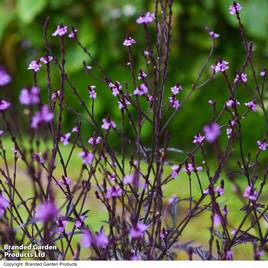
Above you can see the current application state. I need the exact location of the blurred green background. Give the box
[1,0,268,152]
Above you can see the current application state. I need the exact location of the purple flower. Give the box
[109,81,122,96]
[27,60,41,72]
[78,151,94,165]
[31,105,54,129]
[106,186,123,199]
[134,84,148,96]
[168,194,179,205]
[213,213,221,227]
[225,250,233,260]
[138,70,147,80]
[171,84,182,95]
[211,60,229,74]
[257,140,267,151]
[19,87,40,105]
[68,28,78,39]
[81,229,93,248]
[225,98,240,108]
[60,133,71,146]
[129,222,148,239]
[40,55,53,64]
[72,126,79,133]
[0,100,10,111]
[209,31,220,39]
[245,101,257,112]
[234,72,247,84]
[136,12,155,24]
[123,36,136,47]
[61,176,71,186]
[0,194,9,218]
[123,174,134,185]
[0,67,11,86]
[101,118,116,130]
[35,201,58,222]
[260,69,266,78]
[171,165,179,178]
[56,219,68,234]
[52,25,68,37]
[88,86,97,99]
[226,128,232,139]
[203,123,221,143]
[182,163,202,174]
[0,130,4,136]
[243,186,258,201]
[118,97,130,110]
[88,135,101,145]
[169,96,180,110]
[33,152,45,164]
[229,2,242,15]
[95,228,108,248]
[193,133,205,144]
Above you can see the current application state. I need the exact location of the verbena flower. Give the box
[61,176,71,186]
[234,72,247,84]
[88,135,101,145]
[68,28,78,39]
[60,133,71,146]
[106,186,123,199]
[169,96,180,110]
[0,194,9,218]
[209,31,220,39]
[123,36,136,47]
[101,118,116,130]
[229,2,242,15]
[136,12,155,24]
[35,201,58,222]
[257,140,267,151]
[193,133,205,144]
[243,186,258,201]
[0,100,11,111]
[40,55,53,64]
[171,165,179,178]
[245,101,257,112]
[52,25,68,37]
[171,84,182,95]
[109,81,122,96]
[118,97,130,110]
[203,123,220,143]
[31,105,54,128]
[211,60,229,74]
[138,70,147,80]
[19,87,40,105]
[27,60,41,72]
[225,98,240,108]
[226,128,232,139]
[123,174,134,185]
[78,151,94,165]
[225,250,233,260]
[0,130,4,136]
[33,152,45,164]
[56,219,68,234]
[129,222,148,239]
[81,229,93,248]
[134,84,148,96]
[168,194,179,205]
[182,163,202,174]
[95,228,108,248]
[213,213,221,227]
[88,86,97,99]
[0,67,11,86]
[260,69,267,78]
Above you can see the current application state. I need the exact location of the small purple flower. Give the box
[123,36,136,47]
[234,72,247,84]
[88,86,97,99]
[68,28,78,39]
[168,194,179,205]
[31,105,54,129]
[225,250,233,260]
[213,213,221,227]
[40,55,53,64]
[136,12,155,24]
[19,87,40,105]
[0,130,4,136]
[33,152,45,164]
[171,165,179,178]
[78,151,94,165]
[193,133,205,144]
[260,69,266,78]
[211,60,229,74]
[60,133,71,146]
[123,174,134,185]
[169,96,180,110]
[229,2,242,15]
[0,100,10,111]
[52,25,68,37]
[134,84,148,96]
[27,60,41,72]
[243,186,258,201]
[245,101,257,112]
[129,222,148,239]
[61,176,71,186]
[226,128,232,139]
[182,163,202,174]
[56,219,68,234]
[0,194,9,218]
[0,67,11,86]
[72,126,79,133]
[203,123,221,143]
[88,135,101,145]
[171,84,182,95]
[95,228,108,248]
[138,70,147,80]
[75,215,86,229]
[109,81,122,96]
[257,140,267,151]
[81,229,93,248]
[106,186,123,199]
[118,97,130,110]
[101,118,116,130]
[209,31,220,39]
[35,201,58,222]
[225,98,240,108]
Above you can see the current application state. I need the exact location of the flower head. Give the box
[229,2,242,15]
[225,98,240,108]
[118,97,131,110]
[169,96,180,110]
[0,100,10,111]
[88,86,97,99]
[123,174,134,185]
[27,60,41,72]
[245,101,257,112]
[88,135,101,146]
[60,133,71,146]
[234,72,247,84]
[101,118,116,130]
[31,105,54,128]
[40,55,53,64]
[95,228,108,248]
[136,12,155,24]
[213,213,221,227]
[109,81,122,96]
[68,28,78,39]
[257,140,267,151]
[203,123,220,143]
[171,165,179,178]
[78,151,94,165]
[52,25,68,37]
[123,36,136,47]
[19,87,40,105]
[129,222,148,239]
[260,69,267,78]
[138,70,147,80]
[243,186,258,201]
[106,186,123,199]
[0,67,11,86]
[209,31,220,39]
[0,194,9,218]
[81,229,93,248]
[171,84,182,95]
[193,133,205,144]
[211,60,229,74]
[35,201,58,222]
[182,163,202,174]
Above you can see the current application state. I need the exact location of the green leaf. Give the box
[16,0,47,24]
[0,5,14,40]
